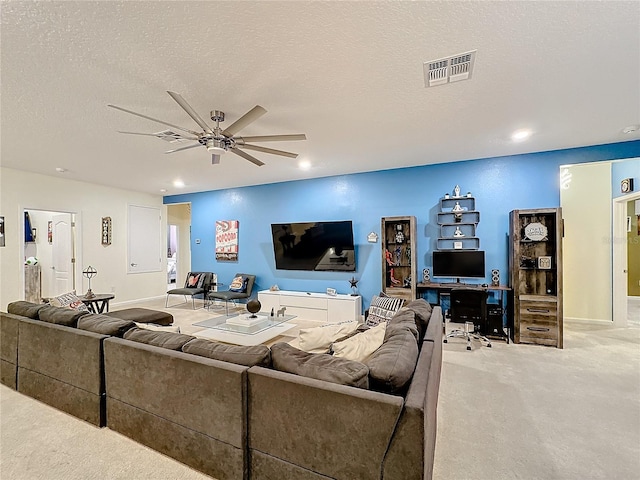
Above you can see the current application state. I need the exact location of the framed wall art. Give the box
[101,217,112,246]
[0,216,5,247]
[216,220,239,261]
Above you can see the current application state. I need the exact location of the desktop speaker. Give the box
[491,269,500,286]
[422,268,430,283]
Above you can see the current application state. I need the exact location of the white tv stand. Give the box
[257,290,362,323]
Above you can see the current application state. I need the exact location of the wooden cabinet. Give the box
[381,216,416,302]
[509,208,563,348]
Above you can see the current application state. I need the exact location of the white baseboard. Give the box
[564,316,612,324]
[111,295,166,308]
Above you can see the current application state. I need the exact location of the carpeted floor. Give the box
[1,298,639,479]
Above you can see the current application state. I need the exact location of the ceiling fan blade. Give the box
[236,134,307,142]
[212,154,221,165]
[221,105,267,137]
[240,143,298,158]
[108,104,200,136]
[118,131,199,140]
[167,91,213,134]
[164,143,202,154]
[230,147,265,166]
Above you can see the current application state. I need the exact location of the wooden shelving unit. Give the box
[509,208,563,348]
[381,216,416,302]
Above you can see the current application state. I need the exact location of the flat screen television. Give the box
[271,221,356,271]
[432,250,485,281]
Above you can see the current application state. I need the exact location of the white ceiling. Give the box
[2,1,639,196]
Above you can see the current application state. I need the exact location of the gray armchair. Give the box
[166,272,215,309]
[207,273,256,315]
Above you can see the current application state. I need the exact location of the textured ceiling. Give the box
[1,1,639,195]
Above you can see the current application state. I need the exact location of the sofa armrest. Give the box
[423,306,443,344]
[248,365,403,479]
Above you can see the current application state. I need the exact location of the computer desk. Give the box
[416,282,511,342]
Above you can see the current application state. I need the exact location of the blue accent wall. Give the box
[166,140,640,310]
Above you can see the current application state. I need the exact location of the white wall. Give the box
[560,162,612,322]
[0,167,167,310]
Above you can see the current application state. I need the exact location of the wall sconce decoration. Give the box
[101,217,112,246]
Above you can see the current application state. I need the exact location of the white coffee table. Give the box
[193,313,296,346]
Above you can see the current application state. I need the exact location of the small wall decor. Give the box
[101,217,112,246]
[216,220,239,261]
[620,177,634,194]
[538,256,552,269]
[0,216,4,247]
[367,232,378,243]
[47,221,53,243]
[523,222,548,241]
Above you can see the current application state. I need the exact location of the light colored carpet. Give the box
[1,297,639,479]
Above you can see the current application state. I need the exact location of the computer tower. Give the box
[485,305,503,336]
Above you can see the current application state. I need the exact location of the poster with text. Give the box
[216,220,239,261]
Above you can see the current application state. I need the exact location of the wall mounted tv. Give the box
[271,221,356,271]
[432,250,485,281]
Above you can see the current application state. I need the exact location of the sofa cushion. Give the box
[123,327,195,350]
[332,322,387,362]
[365,324,419,394]
[403,299,433,341]
[105,307,173,326]
[387,307,419,340]
[365,294,404,327]
[182,338,271,367]
[49,291,90,312]
[271,342,369,389]
[7,301,47,319]
[298,321,359,354]
[77,314,136,337]
[38,305,90,327]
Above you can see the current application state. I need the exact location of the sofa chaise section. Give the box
[17,317,107,426]
[103,337,249,480]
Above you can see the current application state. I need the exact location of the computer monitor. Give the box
[432,250,485,281]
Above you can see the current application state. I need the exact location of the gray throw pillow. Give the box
[271,342,369,389]
[366,325,419,394]
[182,338,271,367]
[387,308,419,340]
[38,305,90,327]
[7,301,47,319]
[123,327,195,350]
[77,314,136,337]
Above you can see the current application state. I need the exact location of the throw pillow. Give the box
[387,307,419,340]
[366,324,419,394]
[365,294,403,327]
[135,322,181,333]
[123,327,195,350]
[271,342,369,389]
[182,338,271,367]
[403,299,433,342]
[49,291,89,312]
[78,314,136,337]
[185,273,202,289]
[229,275,248,293]
[332,322,387,362]
[298,321,359,354]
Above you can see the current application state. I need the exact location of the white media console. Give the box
[257,290,362,323]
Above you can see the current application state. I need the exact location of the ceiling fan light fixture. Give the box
[206,139,226,155]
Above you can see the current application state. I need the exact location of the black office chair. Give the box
[206,273,256,316]
[166,272,214,309]
[443,288,492,350]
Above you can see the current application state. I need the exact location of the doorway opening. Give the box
[167,224,178,289]
[22,209,79,302]
[166,203,192,292]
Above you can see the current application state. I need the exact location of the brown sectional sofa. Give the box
[0,299,443,480]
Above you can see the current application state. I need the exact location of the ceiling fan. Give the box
[108,91,306,166]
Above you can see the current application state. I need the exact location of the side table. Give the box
[79,293,115,314]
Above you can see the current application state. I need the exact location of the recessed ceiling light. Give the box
[160,188,167,193]
[298,160,311,170]
[173,180,184,188]
[622,125,639,134]
[511,129,532,142]
[55,167,67,173]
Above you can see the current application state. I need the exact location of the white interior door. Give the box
[52,213,74,295]
[128,205,162,274]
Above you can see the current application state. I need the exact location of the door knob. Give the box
[130,263,137,267]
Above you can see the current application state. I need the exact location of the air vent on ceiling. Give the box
[154,130,188,143]
[423,50,476,87]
